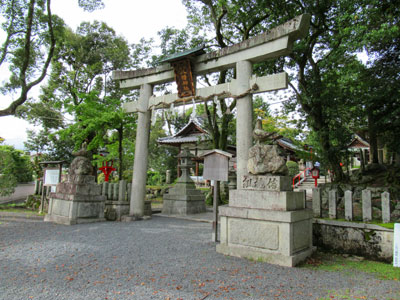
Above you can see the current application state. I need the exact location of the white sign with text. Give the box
[394,223,400,267]
[44,169,60,186]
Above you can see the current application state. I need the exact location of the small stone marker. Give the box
[312,187,322,217]
[166,170,171,184]
[381,192,390,224]
[362,189,372,222]
[394,223,400,267]
[345,190,353,221]
[119,180,126,202]
[328,190,337,219]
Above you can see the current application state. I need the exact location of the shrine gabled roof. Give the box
[277,137,299,152]
[159,45,206,63]
[157,118,210,146]
[174,118,208,137]
[158,133,208,145]
[348,134,370,148]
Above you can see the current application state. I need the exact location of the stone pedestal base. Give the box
[217,178,313,267]
[162,194,206,215]
[44,196,106,225]
[105,200,152,221]
[217,206,313,267]
[44,175,106,225]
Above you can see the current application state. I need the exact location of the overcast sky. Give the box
[0,0,188,150]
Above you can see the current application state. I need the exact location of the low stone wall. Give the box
[313,219,393,263]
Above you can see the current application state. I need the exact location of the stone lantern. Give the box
[162,147,206,215]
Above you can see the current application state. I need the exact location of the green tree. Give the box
[39,20,134,177]
[0,145,33,196]
[0,0,104,117]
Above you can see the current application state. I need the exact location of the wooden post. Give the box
[213,181,220,242]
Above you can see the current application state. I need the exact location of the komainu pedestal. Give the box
[44,145,106,225]
[216,175,313,267]
[44,174,106,225]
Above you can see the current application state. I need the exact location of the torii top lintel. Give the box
[112,14,310,90]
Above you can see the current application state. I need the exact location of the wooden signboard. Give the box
[171,58,195,98]
[202,149,232,182]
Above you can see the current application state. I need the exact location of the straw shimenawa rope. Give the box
[145,83,259,112]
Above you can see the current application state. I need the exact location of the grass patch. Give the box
[318,217,395,230]
[0,202,43,215]
[301,251,400,281]
[0,203,27,210]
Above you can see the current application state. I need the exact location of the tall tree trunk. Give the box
[368,111,379,164]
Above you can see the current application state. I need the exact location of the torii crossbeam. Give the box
[112,14,310,219]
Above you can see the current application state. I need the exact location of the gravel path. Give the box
[1,216,399,300]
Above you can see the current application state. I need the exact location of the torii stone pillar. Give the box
[236,60,253,188]
[129,83,152,219]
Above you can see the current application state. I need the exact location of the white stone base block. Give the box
[44,198,105,225]
[217,203,313,267]
[216,243,314,267]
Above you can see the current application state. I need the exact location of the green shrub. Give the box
[25,195,41,210]
[147,170,163,186]
[286,160,299,177]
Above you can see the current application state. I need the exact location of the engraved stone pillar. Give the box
[129,83,152,219]
[381,192,390,223]
[345,190,353,221]
[312,188,322,217]
[328,190,337,219]
[362,189,372,222]
[236,60,253,188]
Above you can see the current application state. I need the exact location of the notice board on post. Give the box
[43,168,61,187]
[202,149,233,182]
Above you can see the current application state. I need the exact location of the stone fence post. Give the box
[113,183,119,201]
[34,180,40,195]
[381,192,390,223]
[312,188,322,217]
[107,183,113,201]
[344,190,353,221]
[39,180,43,195]
[118,180,126,202]
[328,190,337,219]
[127,183,132,202]
[102,182,109,198]
[362,189,372,222]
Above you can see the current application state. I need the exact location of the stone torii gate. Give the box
[112,14,310,220]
